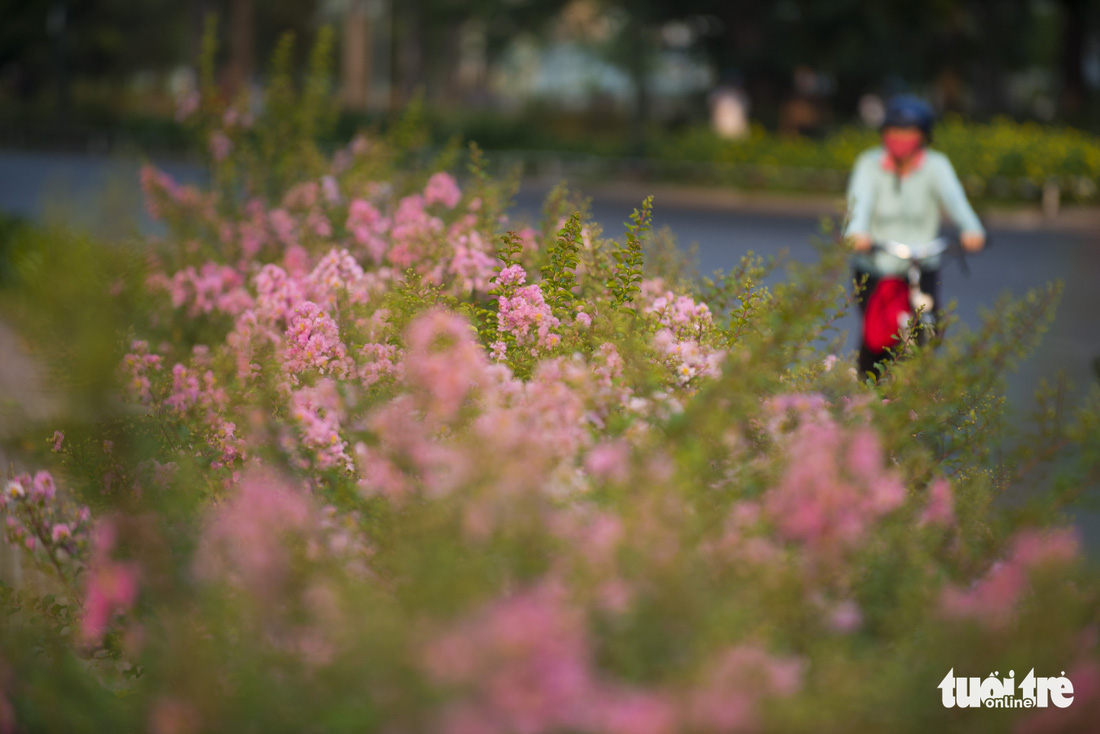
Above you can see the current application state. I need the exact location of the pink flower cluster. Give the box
[81,517,141,645]
[208,418,246,473]
[346,198,390,264]
[421,582,599,734]
[194,471,312,594]
[404,309,494,423]
[253,264,306,323]
[209,130,233,163]
[2,471,91,558]
[388,194,444,269]
[940,527,1080,628]
[164,362,227,417]
[449,231,498,294]
[652,328,723,385]
[358,342,401,389]
[283,302,350,379]
[162,262,253,317]
[763,415,906,559]
[306,248,382,308]
[424,172,462,209]
[139,165,216,226]
[194,470,363,619]
[280,181,333,240]
[497,284,561,352]
[122,340,164,404]
[761,393,832,440]
[644,288,713,334]
[422,581,805,734]
[269,208,298,249]
[639,280,723,385]
[290,380,354,473]
[919,477,954,527]
[232,198,274,259]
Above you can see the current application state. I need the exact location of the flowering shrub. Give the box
[1,33,1099,734]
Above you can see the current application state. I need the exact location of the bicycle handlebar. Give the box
[871,237,952,261]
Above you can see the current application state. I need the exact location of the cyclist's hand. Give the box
[961,232,985,252]
[849,234,872,252]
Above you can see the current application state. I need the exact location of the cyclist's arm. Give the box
[844,152,876,240]
[933,154,984,236]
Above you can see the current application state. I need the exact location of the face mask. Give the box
[883,130,923,161]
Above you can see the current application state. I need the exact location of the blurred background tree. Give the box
[0,0,1098,146]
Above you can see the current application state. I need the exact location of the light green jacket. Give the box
[845,147,984,276]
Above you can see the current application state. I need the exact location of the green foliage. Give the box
[607,196,651,312]
[540,212,583,315]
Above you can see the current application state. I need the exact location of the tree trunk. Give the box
[392,0,423,109]
[226,0,254,97]
[342,1,373,111]
[1059,0,1086,117]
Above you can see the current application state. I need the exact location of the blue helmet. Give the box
[882,95,935,140]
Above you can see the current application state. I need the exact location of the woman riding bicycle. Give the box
[845,94,986,377]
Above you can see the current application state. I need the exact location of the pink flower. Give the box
[1010,527,1079,567]
[166,262,251,317]
[31,471,56,501]
[497,264,527,287]
[404,309,491,423]
[449,233,498,294]
[307,248,366,307]
[51,523,72,542]
[174,90,200,122]
[164,363,225,416]
[121,340,163,405]
[827,599,863,633]
[282,181,320,210]
[51,430,64,452]
[687,643,804,733]
[584,441,630,484]
[253,264,305,322]
[283,244,310,278]
[209,130,233,162]
[388,194,443,269]
[424,171,462,208]
[594,689,678,734]
[321,175,340,204]
[919,478,954,527]
[81,519,141,644]
[283,302,350,378]
[939,528,1078,627]
[269,208,297,247]
[290,380,354,472]
[423,581,598,734]
[346,199,390,263]
[497,284,560,350]
[764,420,905,558]
[194,470,317,601]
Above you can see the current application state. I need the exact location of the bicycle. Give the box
[859,236,972,375]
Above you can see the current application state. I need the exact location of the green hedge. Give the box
[649,117,1100,203]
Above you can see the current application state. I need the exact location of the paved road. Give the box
[3,149,1098,547]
